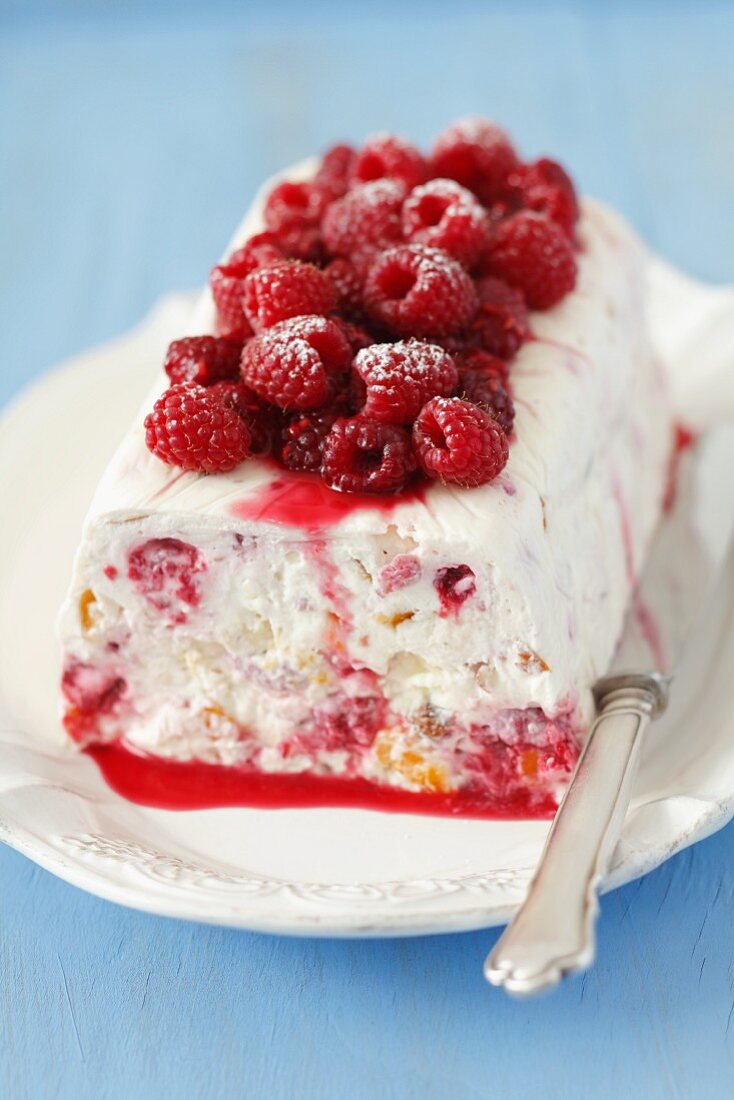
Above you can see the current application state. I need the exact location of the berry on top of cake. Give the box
[144,118,580,493]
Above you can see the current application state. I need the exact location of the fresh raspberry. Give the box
[127,538,206,619]
[243,260,335,332]
[263,180,328,261]
[163,336,243,387]
[458,346,510,383]
[378,554,422,595]
[281,405,345,472]
[483,211,577,309]
[321,416,416,495]
[433,564,477,615]
[467,276,530,358]
[345,367,367,413]
[326,258,366,320]
[354,339,458,424]
[335,319,374,354]
[210,233,285,335]
[352,133,428,190]
[430,117,518,205]
[240,315,351,411]
[208,380,281,454]
[458,366,515,435]
[61,661,127,717]
[432,334,473,358]
[321,179,405,267]
[412,396,508,486]
[314,143,357,199]
[504,158,579,238]
[401,179,490,268]
[145,383,252,473]
[364,244,477,339]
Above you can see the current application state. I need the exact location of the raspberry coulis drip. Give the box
[231,468,426,531]
[84,742,560,820]
[663,423,696,514]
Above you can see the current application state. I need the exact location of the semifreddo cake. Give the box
[58,120,672,816]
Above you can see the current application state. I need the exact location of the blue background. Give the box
[2,1,734,1096]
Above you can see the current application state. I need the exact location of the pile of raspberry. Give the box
[145,118,580,493]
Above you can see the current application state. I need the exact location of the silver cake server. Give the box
[485,424,734,996]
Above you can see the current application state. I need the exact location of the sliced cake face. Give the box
[58,122,672,815]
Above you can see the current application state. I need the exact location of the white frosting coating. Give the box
[58,163,672,783]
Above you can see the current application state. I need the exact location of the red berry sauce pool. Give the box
[84,742,558,819]
[230,468,426,530]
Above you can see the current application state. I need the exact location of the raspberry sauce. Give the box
[231,469,425,531]
[84,742,558,820]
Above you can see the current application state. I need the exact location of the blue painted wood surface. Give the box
[2,2,734,1096]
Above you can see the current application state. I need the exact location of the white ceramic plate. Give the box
[2,279,734,938]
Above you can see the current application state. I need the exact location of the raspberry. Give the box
[335,319,374,354]
[504,158,579,238]
[433,334,473,358]
[412,396,508,486]
[430,117,518,205]
[322,416,416,495]
[402,179,489,268]
[61,661,126,717]
[483,211,577,309]
[145,383,252,473]
[354,339,458,424]
[208,380,280,454]
[352,133,428,190]
[314,143,357,199]
[163,336,242,387]
[326,258,366,321]
[127,538,206,619]
[364,244,477,339]
[210,233,285,336]
[243,260,335,332]
[263,180,328,261]
[433,564,477,615]
[281,405,344,472]
[378,554,422,595]
[458,366,515,435]
[240,315,351,411]
[345,367,367,413]
[468,276,530,359]
[458,346,510,383]
[321,179,405,266]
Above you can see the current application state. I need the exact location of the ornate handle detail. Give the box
[484,673,669,996]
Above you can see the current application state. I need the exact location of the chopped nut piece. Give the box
[414,703,449,740]
[377,610,415,629]
[518,649,550,673]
